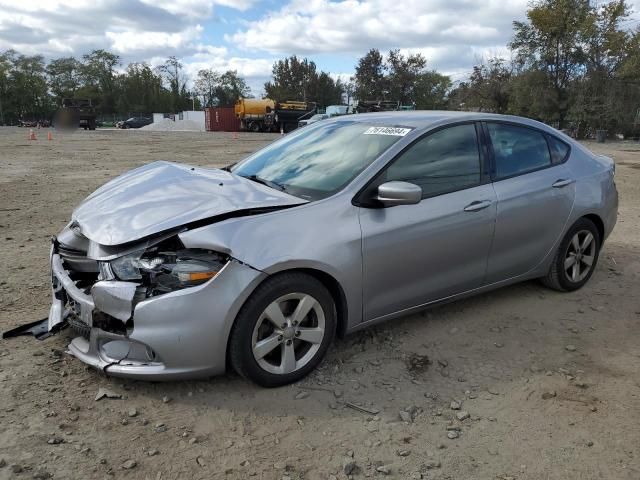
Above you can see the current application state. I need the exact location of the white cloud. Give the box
[0,0,255,58]
[0,0,265,92]
[105,26,204,55]
[229,0,530,56]
[182,49,273,94]
[183,50,272,78]
[137,0,256,16]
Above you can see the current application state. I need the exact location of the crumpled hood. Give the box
[72,161,306,246]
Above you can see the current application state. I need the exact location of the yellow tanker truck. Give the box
[235,98,316,132]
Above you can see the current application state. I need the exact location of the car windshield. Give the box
[310,114,326,120]
[231,121,408,200]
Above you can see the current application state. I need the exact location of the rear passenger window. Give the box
[385,124,481,198]
[487,123,551,179]
[547,135,570,164]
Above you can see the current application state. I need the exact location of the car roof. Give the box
[332,110,555,132]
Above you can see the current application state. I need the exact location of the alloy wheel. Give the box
[251,293,325,375]
[564,229,596,283]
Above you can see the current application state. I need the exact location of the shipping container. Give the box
[205,107,241,132]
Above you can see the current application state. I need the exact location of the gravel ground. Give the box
[0,127,639,480]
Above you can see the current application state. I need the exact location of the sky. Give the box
[1,0,639,95]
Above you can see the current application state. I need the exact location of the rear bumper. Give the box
[50,249,266,380]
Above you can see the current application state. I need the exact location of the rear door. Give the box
[484,122,576,283]
[359,123,497,321]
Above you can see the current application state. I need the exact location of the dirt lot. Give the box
[0,127,639,480]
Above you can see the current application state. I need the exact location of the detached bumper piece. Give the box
[2,318,57,341]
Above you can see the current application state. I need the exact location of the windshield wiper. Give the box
[241,174,287,192]
[221,162,236,172]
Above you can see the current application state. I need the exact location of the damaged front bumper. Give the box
[48,244,266,380]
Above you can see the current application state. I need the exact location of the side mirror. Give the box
[376,181,422,207]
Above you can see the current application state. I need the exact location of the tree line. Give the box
[450,0,640,135]
[1,0,639,135]
[0,50,251,124]
[0,50,193,124]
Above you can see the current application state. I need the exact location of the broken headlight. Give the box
[109,242,228,296]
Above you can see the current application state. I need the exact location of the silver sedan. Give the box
[47,112,618,386]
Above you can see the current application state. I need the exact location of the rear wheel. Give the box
[229,273,336,387]
[541,218,601,291]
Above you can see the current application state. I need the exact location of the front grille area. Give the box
[69,316,91,339]
[55,241,99,334]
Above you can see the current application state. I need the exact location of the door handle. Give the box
[552,178,575,188]
[464,200,493,212]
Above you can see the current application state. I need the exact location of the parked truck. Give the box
[54,98,97,130]
[235,98,316,132]
[53,98,96,130]
[234,99,275,132]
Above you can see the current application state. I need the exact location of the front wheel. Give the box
[228,273,336,387]
[541,218,601,291]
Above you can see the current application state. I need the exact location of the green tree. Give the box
[386,49,427,105]
[462,58,513,113]
[196,69,250,107]
[510,0,592,126]
[9,53,50,120]
[353,49,387,101]
[264,56,343,106]
[217,70,250,106]
[569,1,632,132]
[343,80,355,107]
[195,69,220,107]
[0,50,13,124]
[158,56,183,106]
[508,69,559,120]
[116,62,168,114]
[414,71,451,110]
[47,57,82,104]
[311,71,344,107]
[353,48,450,108]
[80,49,121,112]
[158,56,194,111]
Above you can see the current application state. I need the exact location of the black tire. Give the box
[541,217,601,292]
[228,272,336,387]
[249,121,261,133]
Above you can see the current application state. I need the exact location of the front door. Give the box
[359,123,497,321]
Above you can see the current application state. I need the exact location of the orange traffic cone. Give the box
[28,129,37,141]
[47,131,53,141]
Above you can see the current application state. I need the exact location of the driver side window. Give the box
[385,124,481,198]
